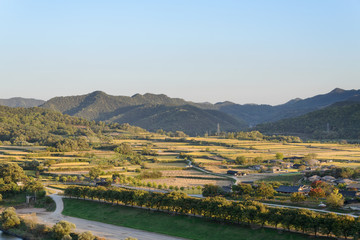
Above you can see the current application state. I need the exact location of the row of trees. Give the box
[65,186,359,239]
[225,131,302,143]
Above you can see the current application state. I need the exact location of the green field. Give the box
[62,199,326,240]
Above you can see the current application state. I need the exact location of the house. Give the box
[347,183,360,191]
[336,179,354,185]
[269,166,281,173]
[281,162,294,169]
[320,159,333,163]
[308,175,321,182]
[306,166,318,171]
[275,185,308,194]
[306,159,320,166]
[227,170,239,176]
[292,164,304,169]
[339,190,360,199]
[321,175,336,182]
[249,165,264,171]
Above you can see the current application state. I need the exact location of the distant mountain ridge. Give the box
[255,99,360,139]
[39,88,360,136]
[41,91,247,135]
[0,97,45,108]
[216,88,360,125]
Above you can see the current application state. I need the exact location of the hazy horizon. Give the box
[1,87,359,107]
[1,1,359,105]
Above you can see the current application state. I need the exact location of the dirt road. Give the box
[18,193,186,240]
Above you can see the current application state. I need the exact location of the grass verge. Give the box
[62,198,326,240]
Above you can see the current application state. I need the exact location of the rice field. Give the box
[2,135,360,188]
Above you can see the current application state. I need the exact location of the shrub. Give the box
[0,207,20,230]
[78,231,95,240]
[290,192,306,202]
[52,221,76,240]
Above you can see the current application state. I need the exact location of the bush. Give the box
[52,221,76,240]
[78,231,95,240]
[290,192,306,202]
[0,207,20,230]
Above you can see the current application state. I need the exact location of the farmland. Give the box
[2,130,360,192]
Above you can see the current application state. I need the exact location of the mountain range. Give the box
[215,88,360,125]
[40,91,247,135]
[256,99,360,139]
[0,88,359,138]
[0,97,45,108]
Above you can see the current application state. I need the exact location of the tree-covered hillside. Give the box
[0,106,145,150]
[108,104,247,135]
[41,91,246,135]
[256,102,360,139]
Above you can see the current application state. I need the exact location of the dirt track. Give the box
[17,193,186,240]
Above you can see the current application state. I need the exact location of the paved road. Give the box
[262,202,358,218]
[187,160,238,184]
[19,189,186,240]
[188,192,359,218]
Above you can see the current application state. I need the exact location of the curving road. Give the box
[18,190,186,240]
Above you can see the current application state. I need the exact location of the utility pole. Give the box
[217,123,220,136]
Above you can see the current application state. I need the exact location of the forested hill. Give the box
[255,101,360,139]
[40,91,247,135]
[0,105,145,150]
[216,88,360,125]
[107,104,247,136]
[0,97,45,108]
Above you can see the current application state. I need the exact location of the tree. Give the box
[52,221,76,240]
[232,183,253,197]
[202,184,224,197]
[25,179,45,193]
[235,156,247,165]
[89,167,101,180]
[275,152,284,160]
[311,181,333,195]
[326,189,344,208]
[114,142,133,155]
[0,207,20,230]
[291,192,306,202]
[309,188,326,200]
[0,163,27,184]
[255,183,275,199]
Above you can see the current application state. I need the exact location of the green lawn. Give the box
[62,199,327,240]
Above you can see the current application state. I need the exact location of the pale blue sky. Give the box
[0,1,359,105]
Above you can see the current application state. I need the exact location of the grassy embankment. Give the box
[62,198,330,240]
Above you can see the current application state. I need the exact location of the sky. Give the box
[0,1,359,105]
